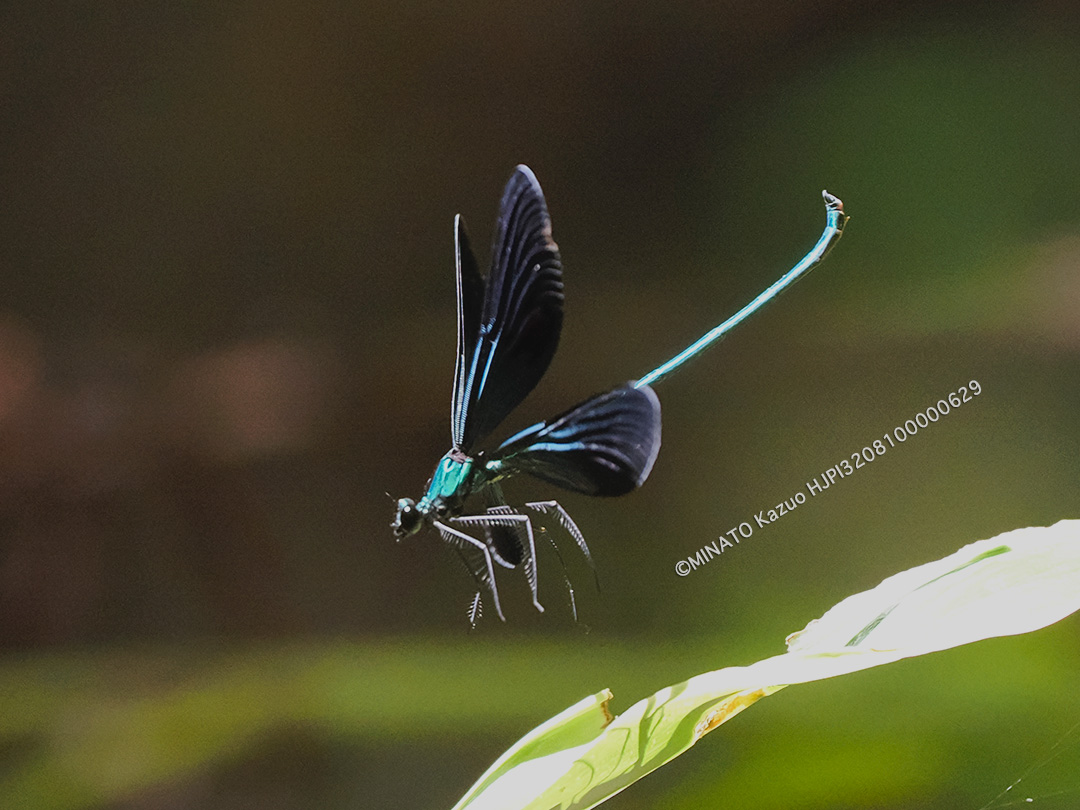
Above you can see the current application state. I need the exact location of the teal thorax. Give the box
[392,449,497,538]
[421,449,481,515]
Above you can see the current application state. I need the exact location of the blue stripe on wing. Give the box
[451,165,564,451]
[491,383,662,497]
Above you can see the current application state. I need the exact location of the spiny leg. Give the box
[451,512,543,613]
[482,503,581,621]
[536,525,579,623]
[449,548,486,630]
[482,504,542,613]
[448,534,496,597]
[525,500,600,593]
[479,483,529,571]
[466,590,483,630]
[434,520,506,622]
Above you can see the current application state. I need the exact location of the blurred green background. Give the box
[1,1,1079,808]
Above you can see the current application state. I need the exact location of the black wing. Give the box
[451,165,564,451]
[491,383,662,497]
[450,214,484,445]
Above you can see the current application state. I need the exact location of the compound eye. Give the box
[392,498,421,538]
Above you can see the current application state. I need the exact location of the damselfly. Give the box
[391,166,846,625]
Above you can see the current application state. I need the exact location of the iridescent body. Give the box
[392,166,846,625]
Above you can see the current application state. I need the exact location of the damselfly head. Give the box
[392,497,422,539]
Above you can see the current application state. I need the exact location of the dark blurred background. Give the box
[1,1,1079,808]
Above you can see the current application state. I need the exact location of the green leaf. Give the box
[451,519,1080,810]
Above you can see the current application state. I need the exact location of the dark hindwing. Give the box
[451,165,564,451]
[491,383,662,497]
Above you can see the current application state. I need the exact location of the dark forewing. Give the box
[451,214,484,447]
[451,165,564,451]
[492,383,662,497]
